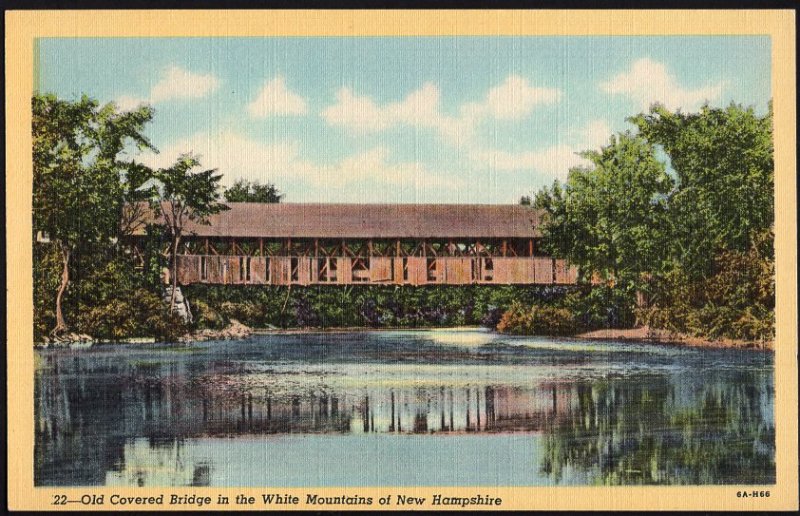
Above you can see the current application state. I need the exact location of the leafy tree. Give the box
[519,195,532,206]
[533,133,673,291]
[152,154,228,311]
[32,93,155,336]
[224,179,283,203]
[630,103,774,278]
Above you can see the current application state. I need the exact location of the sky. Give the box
[37,36,771,204]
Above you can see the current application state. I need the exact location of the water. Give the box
[34,329,775,487]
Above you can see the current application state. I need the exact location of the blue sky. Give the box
[37,36,771,203]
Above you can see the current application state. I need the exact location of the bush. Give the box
[192,299,228,330]
[637,230,774,342]
[496,301,577,336]
[76,288,188,342]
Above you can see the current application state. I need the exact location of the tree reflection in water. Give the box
[540,373,775,485]
[34,333,774,486]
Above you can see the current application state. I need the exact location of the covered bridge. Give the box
[129,203,578,286]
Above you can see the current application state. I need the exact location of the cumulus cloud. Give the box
[572,119,612,150]
[137,130,454,196]
[247,76,308,118]
[482,75,562,119]
[114,65,220,110]
[468,118,612,180]
[600,58,726,111]
[321,75,561,143]
[469,144,587,180]
[321,82,466,139]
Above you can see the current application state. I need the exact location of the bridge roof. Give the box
[130,202,543,239]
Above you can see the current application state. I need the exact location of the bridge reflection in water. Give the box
[34,331,775,487]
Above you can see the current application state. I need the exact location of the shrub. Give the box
[75,288,188,342]
[496,301,577,336]
[192,299,228,330]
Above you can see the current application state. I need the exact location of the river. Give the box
[34,329,775,487]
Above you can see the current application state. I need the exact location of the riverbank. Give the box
[575,326,774,351]
[35,324,772,352]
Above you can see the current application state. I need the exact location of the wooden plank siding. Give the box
[370,257,394,283]
[533,257,554,284]
[406,257,428,286]
[250,257,268,284]
[443,258,472,284]
[175,255,578,286]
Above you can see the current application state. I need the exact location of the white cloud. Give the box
[321,75,561,144]
[322,82,468,140]
[114,65,220,110]
[247,76,308,118]
[572,119,612,150]
[469,144,587,180]
[467,118,612,180]
[137,131,455,197]
[600,58,726,111]
[482,75,562,120]
[115,95,147,112]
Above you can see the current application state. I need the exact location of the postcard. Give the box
[6,9,798,511]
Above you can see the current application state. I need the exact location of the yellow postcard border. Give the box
[5,9,798,511]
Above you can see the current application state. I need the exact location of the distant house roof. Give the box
[130,202,543,239]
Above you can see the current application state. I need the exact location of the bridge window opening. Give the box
[426,257,438,282]
[200,256,208,281]
[483,258,494,281]
[290,257,299,282]
[238,257,250,282]
[329,258,338,281]
[389,258,395,282]
[317,257,329,282]
[352,257,369,282]
[264,257,271,282]
[402,258,409,281]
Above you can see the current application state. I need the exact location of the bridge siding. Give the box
[176,255,578,286]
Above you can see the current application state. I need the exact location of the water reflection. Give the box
[34,331,774,486]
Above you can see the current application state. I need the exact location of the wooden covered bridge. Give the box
[131,203,578,286]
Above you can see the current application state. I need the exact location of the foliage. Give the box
[561,285,637,330]
[33,244,62,341]
[76,288,188,342]
[224,179,283,203]
[32,94,156,335]
[630,103,774,279]
[184,284,576,329]
[637,228,775,341]
[151,154,228,310]
[32,93,156,334]
[533,133,672,290]
[496,301,576,336]
[532,103,774,342]
[192,299,228,330]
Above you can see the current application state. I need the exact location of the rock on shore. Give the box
[180,319,253,343]
[36,332,94,348]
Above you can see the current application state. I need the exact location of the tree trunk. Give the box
[51,243,70,337]
[168,234,181,312]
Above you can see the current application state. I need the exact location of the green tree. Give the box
[533,133,673,291]
[224,179,283,203]
[32,93,155,336]
[630,103,774,278]
[153,154,228,311]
